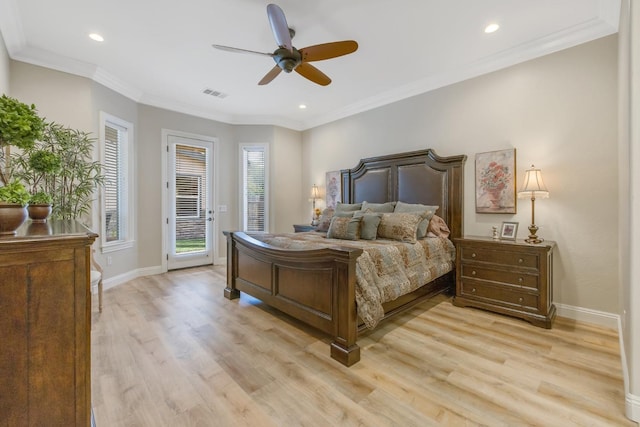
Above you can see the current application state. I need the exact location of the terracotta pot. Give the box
[27,204,52,223]
[0,203,28,235]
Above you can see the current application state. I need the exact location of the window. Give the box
[240,144,268,232]
[175,174,202,218]
[100,112,134,250]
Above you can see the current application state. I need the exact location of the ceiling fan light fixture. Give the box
[484,23,500,34]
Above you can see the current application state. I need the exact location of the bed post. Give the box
[223,231,240,300]
[329,252,361,366]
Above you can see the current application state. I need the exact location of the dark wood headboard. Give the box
[340,149,467,239]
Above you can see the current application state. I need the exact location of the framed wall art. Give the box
[475,148,516,214]
[500,221,519,240]
[325,170,341,209]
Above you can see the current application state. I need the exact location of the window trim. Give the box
[239,143,269,233]
[99,111,135,252]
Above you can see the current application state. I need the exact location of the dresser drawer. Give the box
[461,246,538,268]
[460,264,539,289]
[460,280,539,309]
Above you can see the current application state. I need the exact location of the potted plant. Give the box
[0,180,30,234]
[13,148,61,222]
[27,190,54,222]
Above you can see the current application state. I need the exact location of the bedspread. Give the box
[248,232,456,329]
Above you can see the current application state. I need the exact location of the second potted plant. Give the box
[0,181,30,234]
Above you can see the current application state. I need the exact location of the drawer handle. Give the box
[471,253,477,258]
[518,277,524,283]
[518,297,524,303]
[518,258,524,264]
[471,288,477,293]
[471,270,477,276]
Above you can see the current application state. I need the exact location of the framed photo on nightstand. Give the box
[500,221,518,240]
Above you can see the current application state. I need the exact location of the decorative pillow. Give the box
[335,202,362,213]
[394,201,439,238]
[327,216,362,240]
[427,215,451,238]
[377,212,427,243]
[353,211,382,240]
[334,210,355,218]
[361,201,396,213]
[316,208,334,232]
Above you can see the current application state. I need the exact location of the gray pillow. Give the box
[394,201,439,239]
[327,216,362,240]
[353,211,382,240]
[335,202,362,212]
[361,201,396,213]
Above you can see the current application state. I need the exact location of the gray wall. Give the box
[0,31,8,94]
[303,35,619,314]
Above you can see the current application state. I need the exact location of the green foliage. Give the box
[29,190,53,205]
[11,121,105,220]
[0,95,45,149]
[0,95,46,185]
[0,180,30,206]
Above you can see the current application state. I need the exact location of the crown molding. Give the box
[1,0,620,132]
[302,14,619,130]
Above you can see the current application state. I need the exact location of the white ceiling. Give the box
[0,0,620,131]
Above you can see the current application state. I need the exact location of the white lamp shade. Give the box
[311,184,319,199]
[518,166,549,199]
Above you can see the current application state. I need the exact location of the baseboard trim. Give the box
[555,303,619,329]
[627,393,640,422]
[103,265,163,290]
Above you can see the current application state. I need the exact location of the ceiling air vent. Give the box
[202,88,228,99]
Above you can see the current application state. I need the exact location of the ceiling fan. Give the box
[212,4,358,86]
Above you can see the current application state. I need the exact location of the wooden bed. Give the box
[224,149,466,366]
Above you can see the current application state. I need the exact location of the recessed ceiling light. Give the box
[299,104,307,109]
[89,33,104,42]
[484,24,500,34]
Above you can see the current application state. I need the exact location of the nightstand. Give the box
[453,236,556,328]
[293,224,317,232]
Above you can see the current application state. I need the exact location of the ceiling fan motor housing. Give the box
[273,47,301,72]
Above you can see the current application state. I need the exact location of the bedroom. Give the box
[0,0,638,425]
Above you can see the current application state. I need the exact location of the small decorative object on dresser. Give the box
[453,236,556,328]
[500,221,518,240]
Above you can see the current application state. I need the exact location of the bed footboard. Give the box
[224,231,364,366]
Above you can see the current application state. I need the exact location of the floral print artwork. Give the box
[475,149,516,213]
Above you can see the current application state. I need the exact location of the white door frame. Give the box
[161,129,220,272]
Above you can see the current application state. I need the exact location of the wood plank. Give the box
[91,266,637,427]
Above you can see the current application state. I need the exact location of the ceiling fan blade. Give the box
[295,63,331,86]
[266,4,292,52]
[258,65,283,85]
[300,41,358,62]
[212,44,274,57]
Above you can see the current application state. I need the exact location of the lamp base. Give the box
[525,224,544,244]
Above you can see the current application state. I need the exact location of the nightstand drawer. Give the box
[460,280,539,309]
[460,264,539,289]
[461,246,538,268]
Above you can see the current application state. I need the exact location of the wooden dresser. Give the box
[453,236,556,328]
[0,220,97,426]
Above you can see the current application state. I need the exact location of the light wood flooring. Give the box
[91,266,636,427]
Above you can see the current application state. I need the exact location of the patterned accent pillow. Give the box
[377,212,427,243]
[335,202,362,213]
[353,211,383,240]
[316,208,335,232]
[394,201,439,239]
[327,216,362,240]
[361,201,396,213]
[427,214,451,238]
